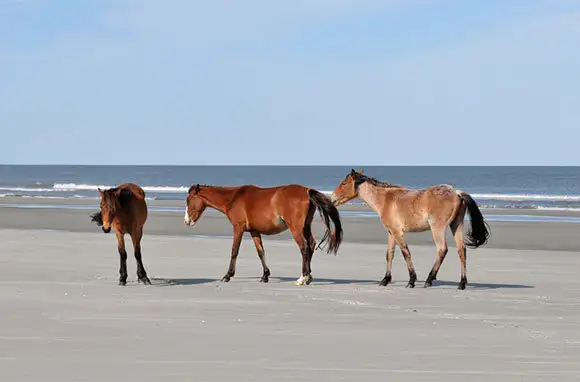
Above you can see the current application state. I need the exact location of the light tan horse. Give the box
[184,184,343,285]
[331,169,490,290]
[90,183,150,286]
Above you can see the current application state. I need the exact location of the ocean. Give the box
[1,165,580,211]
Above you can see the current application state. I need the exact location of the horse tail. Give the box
[458,191,490,248]
[308,189,343,255]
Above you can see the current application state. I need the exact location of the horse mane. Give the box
[188,184,209,194]
[354,173,403,189]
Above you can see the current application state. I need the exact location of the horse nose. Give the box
[102,227,111,233]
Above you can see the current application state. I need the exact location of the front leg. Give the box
[116,231,128,286]
[379,233,396,286]
[391,231,417,288]
[221,227,244,282]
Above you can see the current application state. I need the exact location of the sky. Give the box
[1,0,579,165]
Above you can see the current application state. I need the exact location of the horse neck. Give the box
[357,182,394,212]
[199,186,239,214]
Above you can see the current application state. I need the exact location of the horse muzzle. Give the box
[102,226,111,233]
[330,194,341,206]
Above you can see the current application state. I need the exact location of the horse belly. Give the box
[249,216,288,235]
[403,215,431,233]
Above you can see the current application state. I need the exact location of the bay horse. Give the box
[184,184,343,285]
[90,183,151,286]
[331,169,490,290]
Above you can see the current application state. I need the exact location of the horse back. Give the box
[117,183,148,227]
[118,183,146,200]
[386,185,462,231]
[230,184,310,233]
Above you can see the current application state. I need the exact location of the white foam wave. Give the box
[0,187,55,192]
[52,183,111,191]
[3,184,580,203]
[537,206,580,212]
[472,193,580,201]
[52,183,189,193]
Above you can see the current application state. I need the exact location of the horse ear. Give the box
[195,184,200,193]
[98,188,103,196]
[350,168,356,175]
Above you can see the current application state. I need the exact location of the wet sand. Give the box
[1,202,580,381]
[1,196,580,251]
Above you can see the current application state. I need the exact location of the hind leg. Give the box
[451,221,468,290]
[115,231,128,286]
[251,232,270,283]
[289,225,313,286]
[131,228,151,285]
[304,224,316,277]
[391,231,417,288]
[379,233,396,286]
[425,228,448,288]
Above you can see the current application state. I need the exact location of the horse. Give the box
[184,183,343,285]
[90,183,151,286]
[331,169,490,290]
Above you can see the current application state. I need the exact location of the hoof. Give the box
[379,276,391,286]
[221,276,231,283]
[458,277,467,290]
[118,280,127,286]
[424,279,433,288]
[295,275,312,286]
[138,276,151,285]
[406,282,415,288]
[259,277,269,283]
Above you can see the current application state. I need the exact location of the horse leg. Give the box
[115,231,128,286]
[391,231,417,288]
[425,228,448,288]
[251,232,270,283]
[303,224,315,277]
[379,233,396,286]
[289,225,312,286]
[131,228,151,285]
[221,227,244,282]
[451,220,468,290]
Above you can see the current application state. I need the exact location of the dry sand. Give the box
[1,210,580,381]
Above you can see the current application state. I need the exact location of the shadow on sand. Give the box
[272,277,534,289]
[151,277,219,286]
[428,280,534,290]
[274,276,380,285]
[150,277,534,290]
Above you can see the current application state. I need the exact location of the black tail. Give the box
[90,210,103,227]
[460,192,490,248]
[308,189,343,255]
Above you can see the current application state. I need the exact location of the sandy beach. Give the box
[1,201,580,381]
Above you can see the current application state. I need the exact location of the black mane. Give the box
[353,173,402,189]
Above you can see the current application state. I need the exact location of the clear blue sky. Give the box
[1,0,579,165]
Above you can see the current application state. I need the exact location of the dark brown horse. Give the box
[184,184,343,285]
[331,170,490,290]
[90,183,151,286]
